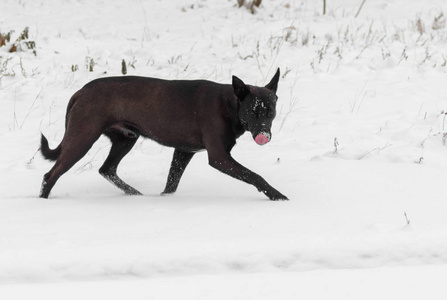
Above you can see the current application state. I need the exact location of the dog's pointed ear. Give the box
[265,68,280,93]
[232,75,249,101]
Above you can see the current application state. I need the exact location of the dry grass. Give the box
[237,0,262,14]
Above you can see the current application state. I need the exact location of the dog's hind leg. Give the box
[99,131,142,195]
[161,149,195,195]
[40,131,102,198]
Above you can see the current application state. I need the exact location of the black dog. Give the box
[40,68,288,200]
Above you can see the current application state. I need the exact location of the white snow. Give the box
[2,0,447,298]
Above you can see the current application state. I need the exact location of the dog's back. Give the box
[66,76,237,150]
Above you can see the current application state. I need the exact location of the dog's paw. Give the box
[263,189,289,201]
[269,194,289,201]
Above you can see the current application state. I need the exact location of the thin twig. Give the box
[27,148,41,165]
[333,137,339,154]
[278,69,299,132]
[19,88,43,129]
[358,142,392,159]
[355,0,367,18]
[404,212,410,225]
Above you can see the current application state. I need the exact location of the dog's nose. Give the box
[254,132,271,145]
[255,134,269,145]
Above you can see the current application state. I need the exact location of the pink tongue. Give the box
[255,134,269,145]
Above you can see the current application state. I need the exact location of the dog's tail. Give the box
[40,92,80,162]
[40,134,61,161]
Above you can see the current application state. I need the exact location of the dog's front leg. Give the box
[208,151,288,201]
[162,149,195,195]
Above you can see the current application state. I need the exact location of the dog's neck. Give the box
[226,93,246,139]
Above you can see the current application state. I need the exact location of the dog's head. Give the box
[233,68,280,145]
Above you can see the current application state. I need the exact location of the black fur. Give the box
[40,69,288,200]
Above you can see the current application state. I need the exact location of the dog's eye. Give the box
[266,109,275,118]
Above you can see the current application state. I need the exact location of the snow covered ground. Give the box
[2,0,447,298]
